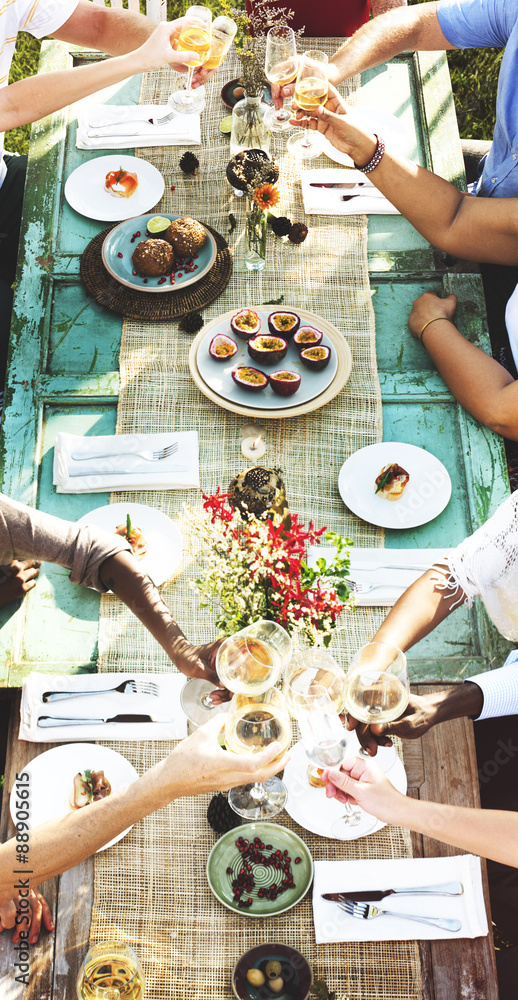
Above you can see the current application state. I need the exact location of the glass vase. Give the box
[245,197,267,272]
[230,92,271,156]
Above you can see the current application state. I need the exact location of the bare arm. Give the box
[293,88,518,264]
[408,292,518,440]
[0,716,288,907]
[328,3,451,87]
[51,0,155,53]
[324,755,518,869]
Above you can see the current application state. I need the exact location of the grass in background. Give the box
[5,1,502,154]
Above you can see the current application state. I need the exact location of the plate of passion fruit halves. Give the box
[189,307,352,418]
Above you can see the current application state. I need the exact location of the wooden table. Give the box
[0,687,499,999]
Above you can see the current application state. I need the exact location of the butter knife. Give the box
[68,465,188,477]
[322,881,463,902]
[38,714,172,726]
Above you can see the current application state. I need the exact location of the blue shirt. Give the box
[437,0,518,197]
[469,650,518,720]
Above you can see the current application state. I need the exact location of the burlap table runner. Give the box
[90,40,423,1000]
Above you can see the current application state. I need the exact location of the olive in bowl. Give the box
[232,944,312,1000]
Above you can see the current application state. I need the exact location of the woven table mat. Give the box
[90,38,422,1000]
[80,222,233,320]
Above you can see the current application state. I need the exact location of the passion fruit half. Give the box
[267,311,300,338]
[293,325,324,350]
[209,334,238,361]
[300,345,332,371]
[231,366,268,392]
[247,335,288,366]
[230,308,261,340]
[269,370,302,396]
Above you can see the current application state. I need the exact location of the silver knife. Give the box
[38,713,173,726]
[68,465,188,477]
[322,881,463,903]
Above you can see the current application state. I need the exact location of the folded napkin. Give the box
[306,546,450,606]
[20,672,188,742]
[76,103,201,150]
[301,168,400,216]
[53,431,200,493]
[313,855,488,942]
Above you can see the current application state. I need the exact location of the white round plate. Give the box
[321,107,412,167]
[283,740,407,841]
[77,502,182,587]
[338,442,452,529]
[10,744,139,851]
[64,155,164,222]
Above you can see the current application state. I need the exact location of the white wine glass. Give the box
[205,15,237,70]
[76,941,144,1000]
[169,5,212,115]
[225,686,291,820]
[283,647,347,718]
[286,49,328,159]
[264,25,298,132]
[180,620,292,726]
[344,641,409,726]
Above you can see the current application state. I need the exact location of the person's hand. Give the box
[290,82,377,163]
[0,560,40,607]
[170,637,223,686]
[0,889,54,944]
[346,692,444,755]
[163,715,290,797]
[322,754,405,824]
[131,19,200,74]
[408,292,457,341]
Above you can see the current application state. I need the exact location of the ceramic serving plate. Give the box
[102,214,217,292]
[65,154,164,222]
[77,502,182,587]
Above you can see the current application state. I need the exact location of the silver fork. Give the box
[89,110,178,129]
[42,678,160,703]
[345,579,390,595]
[71,443,178,462]
[338,898,462,932]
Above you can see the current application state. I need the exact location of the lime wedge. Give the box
[147,216,170,234]
[219,115,233,135]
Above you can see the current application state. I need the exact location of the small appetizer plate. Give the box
[77,501,182,587]
[338,442,452,529]
[232,944,312,1000]
[102,214,217,293]
[221,78,272,109]
[283,741,407,842]
[10,744,139,851]
[65,154,164,222]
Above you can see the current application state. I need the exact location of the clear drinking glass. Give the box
[180,620,292,726]
[344,641,409,725]
[283,648,347,718]
[264,25,297,132]
[169,5,212,115]
[77,942,144,1000]
[286,49,328,158]
[205,15,237,70]
[225,686,291,819]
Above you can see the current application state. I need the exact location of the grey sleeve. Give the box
[0,494,131,592]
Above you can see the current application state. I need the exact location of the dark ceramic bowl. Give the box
[232,944,313,1000]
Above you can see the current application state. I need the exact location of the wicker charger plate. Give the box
[80,221,232,321]
[189,307,352,419]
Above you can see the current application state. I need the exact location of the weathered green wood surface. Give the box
[0,44,509,686]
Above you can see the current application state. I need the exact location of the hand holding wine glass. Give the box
[225,686,292,820]
[287,49,328,158]
[264,26,298,132]
[169,5,212,115]
[344,641,409,726]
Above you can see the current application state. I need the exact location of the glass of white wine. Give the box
[76,942,145,1000]
[169,5,212,115]
[286,49,328,159]
[205,15,237,71]
[180,620,292,727]
[283,648,347,718]
[225,686,291,819]
[264,25,298,132]
[344,641,409,726]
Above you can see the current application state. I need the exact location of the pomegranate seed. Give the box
[171,185,175,191]
[143,278,148,284]
[117,252,123,258]
[266,845,272,850]
[177,272,183,277]
[193,254,198,258]
[294,857,302,864]
[136,231,140,236]
[132,270,137,275]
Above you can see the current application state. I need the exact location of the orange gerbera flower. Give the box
[253,184,280,210]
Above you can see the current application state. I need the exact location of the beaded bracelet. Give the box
[354,134,385,174]
[419,316,447,344]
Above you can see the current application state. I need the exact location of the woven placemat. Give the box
[80,221,232,320]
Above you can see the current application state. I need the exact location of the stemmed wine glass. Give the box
[283,647,347,716]
[286,49,328,158]
[180,620,292,727]
[169,5,212,115]
[344,641,409,726]
[264,26,298,132]
[225,686,291,819]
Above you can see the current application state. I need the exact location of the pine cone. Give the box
[288,222,308,244]
[269,215,291,237]
[207,793,241,833]
[179,311,204,334]
[179,151,199,175]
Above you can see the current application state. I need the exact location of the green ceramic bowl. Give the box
[232,944,313,1000]
[206,822,313,918]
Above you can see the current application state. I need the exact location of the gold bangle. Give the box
[419,316,447,344]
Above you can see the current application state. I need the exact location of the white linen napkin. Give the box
[306,546,450,606]
[313,855,488,942]
[53,431,200,493]
[301,168,400,216]
[20,672,188,742]
[76,103,201,150]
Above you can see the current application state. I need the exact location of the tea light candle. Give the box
[241,433,266,460]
